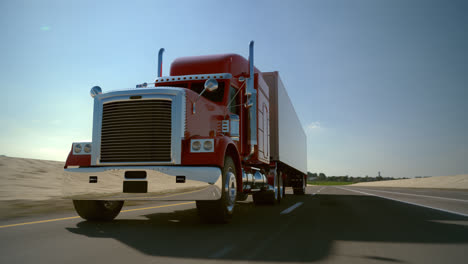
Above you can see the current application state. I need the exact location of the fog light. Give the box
[203,140,213,151]
[192,141,201,151]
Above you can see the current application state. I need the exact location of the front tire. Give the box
[73,200,124,221]
[196,156,237,223]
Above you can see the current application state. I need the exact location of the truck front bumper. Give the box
[63,166,222,201]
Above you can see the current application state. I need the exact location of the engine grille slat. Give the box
[101,155,170,158]
[101,153,171,156]
[101,120,172,125]
[102,120,171,125]
[102,107,172,111]
[99,138,171,142]
[102,102,171,109]
[100,143,170,146]
[101,126,171,131]
[102,106,172,111]
[100,136,171,140]
[100,100,172,163]
[100,148,171,152]
[101,147,171,151]
[102,115,172,120]
[102,101,171,106]
[99,158,169,162]
[101,128,171,133]
[102,113,172,119]
[102,131,172,138]
[101,134,171,138]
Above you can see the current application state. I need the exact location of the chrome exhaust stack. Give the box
[244,40,257,160]
[158,48,165,77]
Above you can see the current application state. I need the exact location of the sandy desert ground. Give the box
[0,155,71,219]
[352,174,468,189]
[0,155,64,201]
[0,155,145,219]
[0,155,467,219]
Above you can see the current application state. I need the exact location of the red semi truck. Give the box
[63,41,307,223]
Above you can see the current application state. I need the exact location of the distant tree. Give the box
[307,172,318,180]
[318,173,326,181]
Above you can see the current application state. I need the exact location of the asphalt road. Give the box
[1,186,468,264]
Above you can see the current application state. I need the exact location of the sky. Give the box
[0,0,467,178]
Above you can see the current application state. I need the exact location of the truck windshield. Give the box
[158,81,226,103]
[156,81,225,103]
[190,82,225,102]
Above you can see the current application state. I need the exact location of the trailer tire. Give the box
[196,156,237,223]
[73,200,124,221]
[277,172,284,203]
[293,176,306,195]
[282,174,286,198]
[252,192,267,205]
[253,172,282,205]
[237,192,249,201]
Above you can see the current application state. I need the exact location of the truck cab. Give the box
[63,42,307,223]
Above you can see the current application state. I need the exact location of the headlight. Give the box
[73,142,92,155]
[190,139,214,153]
[192,141,201,151]
[203,140,213,151]
[84,144,92,153]
[74,144,82,153]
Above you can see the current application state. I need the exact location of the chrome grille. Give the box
[100,100,172,162]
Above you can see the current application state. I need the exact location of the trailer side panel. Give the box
[263,71,307,175]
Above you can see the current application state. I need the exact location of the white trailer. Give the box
[263,71,307,193]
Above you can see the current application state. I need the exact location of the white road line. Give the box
[280,202,304,215]
[0,202,195,229]
[351,187,468,203]
[337,187,468,218]
[209,245,235,258]
[309,187,325,196]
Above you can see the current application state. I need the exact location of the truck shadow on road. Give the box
[66,193,468,263]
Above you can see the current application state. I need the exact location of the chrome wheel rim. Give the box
[278,174,284,199]
[274,173,279,200]
[225,171,237,212]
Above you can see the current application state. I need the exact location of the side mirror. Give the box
[204,78,218,92]
[193,78,218,114]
